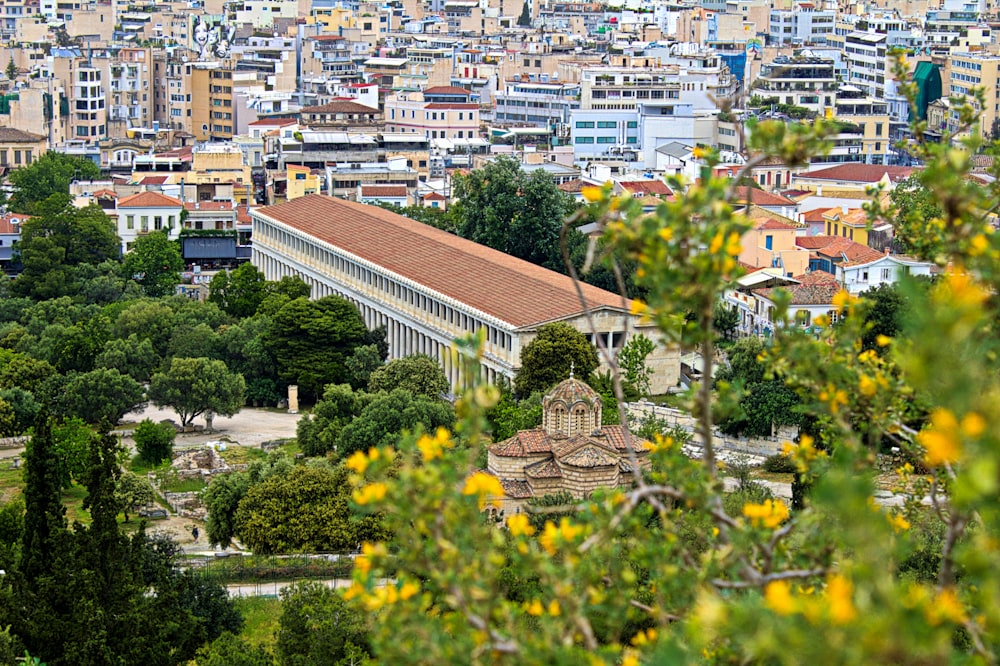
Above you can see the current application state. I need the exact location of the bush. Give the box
[134,418,176,465]
[761,453,797,474]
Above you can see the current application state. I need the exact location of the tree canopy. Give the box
[5,152,100,215]
[367,354,449,398]
[148,356,246,427]
[122,230,184,297]
[514,322,600,397]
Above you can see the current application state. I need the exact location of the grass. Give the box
[158,474,207,493]
[129,454,172,475]
[234,596,282,649]
[62,483,91,524]
[218,445,270,465]
[752,470,795,484]
[646,393,689,410]
[0,463,23,503]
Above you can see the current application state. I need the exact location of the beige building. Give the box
[946,51,1000,139]
[385,89,481,140]
[0,127,46,171]
[487,377,650,513]
[739,216,809,276]
[251,194,680,392]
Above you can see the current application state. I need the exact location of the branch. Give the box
[710,567,827,590]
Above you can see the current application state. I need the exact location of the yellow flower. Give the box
[724,231,742,256]
[692,145,707,158]
[742,499,790,529]
[887,512,911,533]
[832,289,853,312]
[354,555,372,576]
[353,482,388,505]
[526,599,544,616]
[621,652,640,666]
[462,472,504,509]
[507,513,535,537]
[970,233,989,256]
[581,185,604,203]
[961,412,986,438]
[539,518,584,555]
[399,581,420,600]
[631,628,657,646]
[345,450,369,474]
[858,374,877,398]
[658,226,674,242]
[630,300,648,316]
[709,231,724,254]
[876,334,892,347]
[343,581,365,600]
[764,580,797,615]
[548,600,561,616]
[417,426,453,462]
[825,575,856,625]
[927,587,967,625]
[941,272,988,310]
[918,408,962,467]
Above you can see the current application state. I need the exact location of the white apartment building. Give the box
[753,55,838,116]
[768,3,836,45]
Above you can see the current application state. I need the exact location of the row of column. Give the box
[254,249,506,392]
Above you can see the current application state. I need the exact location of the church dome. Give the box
[542,376,602,438]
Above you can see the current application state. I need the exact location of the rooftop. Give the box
[255,194,632,328]
[117,191,183,208]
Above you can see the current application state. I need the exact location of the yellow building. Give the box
[822,207,871,245]
[190,61,237,141]
[947,52,1000,140]
[284,164,323,202]
[188,143,253,203]
[0,127,47,170]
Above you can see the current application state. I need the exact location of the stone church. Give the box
[487,376,651,513]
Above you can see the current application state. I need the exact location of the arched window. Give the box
[550,405,568,435]
[572,406,588,435]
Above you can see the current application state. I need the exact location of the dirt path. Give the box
[121,404,302,450]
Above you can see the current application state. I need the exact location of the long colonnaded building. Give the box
[251,194,679,391]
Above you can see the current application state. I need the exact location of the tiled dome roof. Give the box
[543,377,600,408]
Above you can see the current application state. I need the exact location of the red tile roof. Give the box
[309,34,344,41]
[117,191,183,208]
[423,85,473,95]
[795,164,916,184]
[92,188,118,198]
[137,175,169,186]
[422,192,446,200]
[0,213,33,234]
[618,180,673,196]
[753,217,798,231]
[734,186,797,207]
[360,185,407,197]
[795,236,884,264]
[801,207,832,222]
[255,194,633,327]
[249,117,299,126]
[754,271,840,306]
[558,179,585,193]
[301,100,380,115]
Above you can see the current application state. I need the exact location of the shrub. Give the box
[761,453,797,474]
[134,418,176,465]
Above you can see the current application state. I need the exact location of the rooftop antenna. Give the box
[569,361,574,379]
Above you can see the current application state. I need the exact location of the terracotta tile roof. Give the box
[92,188,118,198]
[0,127,45,142]
[795,164,916,184]
[309,34,344,41]
[734,186,797,207]
[801,236,884,264]
[560,446,619,468]
[424,103,479,110]
[754,271,841,306]
[360,185,407,197]
[490,429,552,457]
[424,85,473,95]
[137,175,169,186]
[236,204,257,225]
[801,207,832,222]
[524,459,562,478]
[0,213,32,234]
[422,192,446,200]
[823,207,868,227]
[301,100,380,115]
[117,191,183,208]
[498,478,533,498]
[249,117,298,126]
[558,178,585,193]
[600,424,648,452]
[618,180,673,196]
[794,236,835,250]
[256,194,632,328]
[753,217,798,231]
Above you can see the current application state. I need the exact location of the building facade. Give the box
[251,194,679,392]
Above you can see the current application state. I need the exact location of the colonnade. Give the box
[254,248,506,391]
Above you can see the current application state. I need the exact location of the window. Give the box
[626,137,637,144]
[575,136,594,144]
[597,120,616,128]
[627,121,637,128]
[13,151,20,165]
[881,268,891,280]
[596,136,615,143]
[765,235,773,251]
[862,270,869,281]
[575,121,594,128]
[126,215,134,230]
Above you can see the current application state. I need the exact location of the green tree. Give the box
[336,388,455,462]
[0,387,40,434]
[513,322,599,397]
[58,368,146,425]
[148,357,246,428]
[122,230,184,297]
[517,1,531,26]
[50,417,95,490]
[887,175,944,257]
[5,57,16,81]
[203,454,294,548]
[367,354,449,398]
[486,380,543,441]
[297,384,368,457]
[111,299,177,356]
[0,355,56,395]
[345,344,384,390]
[5,153,100,215]
[217,315,282,406]
[234,464,386,554]
[617,333,655,397]
[268,296,369,399]
[0,497,24,573]
[114,471,155,522]
[133,418,176,465]
[93,334,160,383]
[196,633,277,666]
[716,337,801,438]
[208,263,269,318]
[452,156,574,271]
[0,398,16,437]
[278,580,370,666]
[713,302,739,343]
